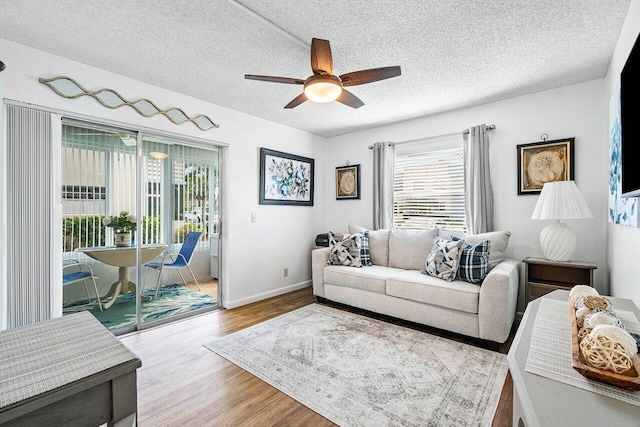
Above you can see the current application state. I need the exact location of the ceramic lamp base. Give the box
[540,221,576,261]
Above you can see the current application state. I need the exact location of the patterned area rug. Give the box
[64,284,217,331]
[204,304,507,426]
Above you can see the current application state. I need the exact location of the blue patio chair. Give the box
[143,231,202,298]
[63,259,102,311]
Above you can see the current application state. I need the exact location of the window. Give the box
[393,137,466,232]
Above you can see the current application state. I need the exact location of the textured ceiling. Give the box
[0,0,631,137]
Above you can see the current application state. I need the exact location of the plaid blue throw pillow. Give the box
[455,238,491,284]
[360,231,372,266]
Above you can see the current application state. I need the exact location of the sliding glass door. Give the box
[139,136,220,328]
[61,122,221,334]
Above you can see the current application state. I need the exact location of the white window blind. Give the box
[393,136,466,232]
[62,125,137,252]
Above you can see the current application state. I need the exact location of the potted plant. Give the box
[104,211,137,247]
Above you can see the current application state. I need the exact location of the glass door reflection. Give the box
[61,124,139,334]
[138,137,220,329]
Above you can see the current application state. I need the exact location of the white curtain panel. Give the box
[372,142,395,230]
[6,105,60,327]
[463,124,495,234]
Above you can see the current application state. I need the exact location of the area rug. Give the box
[64,284,217,331]
[204,304,507,426]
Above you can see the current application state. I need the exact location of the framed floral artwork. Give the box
[335,164,360,200]
[259,148,314,206]
[517,138,574,195]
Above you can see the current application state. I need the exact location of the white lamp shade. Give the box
[531,180,593,220]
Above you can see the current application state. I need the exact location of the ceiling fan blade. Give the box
[336,89,364,109]
[311,38,333,75]
[284,93,308,109]
[245,75,305,85]
[340,66,401,86]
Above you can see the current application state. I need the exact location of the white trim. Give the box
[0,102,7,329]
[223,281,312,309]
[49,113,63,318]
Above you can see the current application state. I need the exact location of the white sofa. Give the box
[312,227,519,343]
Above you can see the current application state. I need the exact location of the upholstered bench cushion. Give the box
[385,270,481,314]
[324,265,406,294]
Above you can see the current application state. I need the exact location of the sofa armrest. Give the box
[478,258,520,343]
[312,248,330,297]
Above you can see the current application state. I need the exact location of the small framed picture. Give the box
[517,138,574,195]
[259,148,314,206]
[336,164,360,200]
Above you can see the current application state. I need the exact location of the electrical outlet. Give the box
[283,267,288,277]
[251,213,256,222]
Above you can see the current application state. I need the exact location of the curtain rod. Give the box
[367,124,496,149]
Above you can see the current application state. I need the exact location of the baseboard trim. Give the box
[224,281,312,309]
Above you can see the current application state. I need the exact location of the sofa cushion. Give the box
[388,228,439,270]
[423,237,464,281]
[348,224,390,266]
[386,270,481,314]
[455,238,491,284]
[440,229,511,270]
[324,265,406,294]
[327,232,362,267]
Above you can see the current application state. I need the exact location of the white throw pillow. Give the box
[347,224,390,266]
[388,228,439,270]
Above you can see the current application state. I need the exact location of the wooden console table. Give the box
[0,312,141,426]
[508,290,640,426]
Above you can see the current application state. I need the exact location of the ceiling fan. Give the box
[245,38,401,109]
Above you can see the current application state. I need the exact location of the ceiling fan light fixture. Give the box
[149,151,169,159]
[304,75,342,103]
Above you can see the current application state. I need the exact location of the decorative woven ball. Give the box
[580,295,612,312]
[577,316,585,329]
[583,311,624,329]
[570,285,599,308]
[591,324,638,358]
[580,334,632,373]
[576,307,591,318]
[575,307,591,328]
[577,327,593,343]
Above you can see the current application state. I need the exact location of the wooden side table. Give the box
[523,257,596,305]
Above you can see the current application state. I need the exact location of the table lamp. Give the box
[531,180,593,261]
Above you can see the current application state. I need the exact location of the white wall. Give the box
[605,0,640,306]
[324,79,608,312]
[0,39,328,317]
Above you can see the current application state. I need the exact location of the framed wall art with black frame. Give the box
[259,148,314,206]
[517,138,574,195]
[335,164,361,200]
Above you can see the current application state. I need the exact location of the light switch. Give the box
[251,213,257,222]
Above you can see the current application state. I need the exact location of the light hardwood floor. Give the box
[120,287,514,426]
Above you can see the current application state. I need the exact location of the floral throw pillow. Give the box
[327,232,363,267]
[423,237,464,281]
